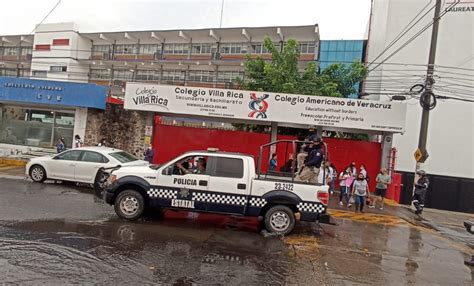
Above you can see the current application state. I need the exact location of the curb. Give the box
[0,157,28,167]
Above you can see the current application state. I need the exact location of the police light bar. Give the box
[207,148,219,152]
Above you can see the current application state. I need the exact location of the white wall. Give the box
[73,107,88,145]
[31,22,91,83]
[366,0,474,179]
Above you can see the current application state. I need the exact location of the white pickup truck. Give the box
[103,141,332,235]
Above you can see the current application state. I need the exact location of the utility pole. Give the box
[413,0,442,191]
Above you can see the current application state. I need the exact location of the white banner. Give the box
[124,83,407,133]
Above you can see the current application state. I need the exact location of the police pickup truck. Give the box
[102,141,331,235]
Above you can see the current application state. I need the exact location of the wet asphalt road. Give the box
[0,178,472,285]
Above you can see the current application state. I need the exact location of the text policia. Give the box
[274,94,393,109]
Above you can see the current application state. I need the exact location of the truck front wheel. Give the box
[264,205,295,235]
[114,190,145,221]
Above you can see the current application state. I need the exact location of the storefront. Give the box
[0,76,106,149]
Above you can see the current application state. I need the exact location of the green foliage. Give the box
[238,37,368,98]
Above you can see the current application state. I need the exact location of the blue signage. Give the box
[0,76,107,109]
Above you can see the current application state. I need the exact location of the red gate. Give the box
[152,121,382,191]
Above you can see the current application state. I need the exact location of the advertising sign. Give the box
[124,83,407,133]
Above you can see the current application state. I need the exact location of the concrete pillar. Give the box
[73,107,88,147]
[380,134,393,170]
[316,126,323,139]
[270,122,278,154]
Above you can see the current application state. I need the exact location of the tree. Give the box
[238,37,368,98]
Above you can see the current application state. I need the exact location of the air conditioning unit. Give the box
[154,52,163,60]
[211,52,221,60]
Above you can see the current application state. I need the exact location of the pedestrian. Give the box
[143,144,155,164]
[74,135,83,148]
[370,168,391,210]
[295,139,323,184]
[305,126,318,142]
[338,166,352,207]
[350,161,357,178]
[352,173,370,213]
[296,144,308,172]
[412,170,429,215]
[268,153,277,172]
[97,138,107,147]
[360,164,368,180]
[56,137,66,153]
[329,163,337,195]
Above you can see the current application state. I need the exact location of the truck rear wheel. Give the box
[264,205,295,235]
[114,190,145,221]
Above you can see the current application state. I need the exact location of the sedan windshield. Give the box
[110,151,139,163]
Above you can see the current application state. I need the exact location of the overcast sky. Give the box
[0,0,371,39]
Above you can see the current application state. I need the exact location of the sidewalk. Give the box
[327,191,473,248]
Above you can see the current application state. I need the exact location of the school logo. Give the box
[248,93,269,118]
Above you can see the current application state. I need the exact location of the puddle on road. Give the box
[0,211,472,285]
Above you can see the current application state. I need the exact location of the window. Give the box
[212,157,244,178]
[251,43,269,54]
[113,70,133,81]
[35,44,51,51]
[135,70,159,81]
[32,70,47,78]
[82,151,109,163]
[220,43,248,54]
[299,41,316,54]
[191,43,212,54]
[55,150,82,161]
[139,44,161,54]
[50,66,67,72]
[163,156,209,176]
[110,151,138,163]
[163,43,189,55]
[90,69,111,80]
[0,68,17,77]
[115,44,137,54]
[92,45,112,54]
[188,70,214,82]
[217,71,244,83]
[3,47,19,56]
[162,70,185,81]
[20,47,32,55]
[52,39,70,46]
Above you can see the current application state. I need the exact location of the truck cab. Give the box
[103,140,331,235]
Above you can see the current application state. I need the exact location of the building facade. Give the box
[319,40,366,98]
[365,0,473,212]
[0,23,320,155]
[1,23,320,96]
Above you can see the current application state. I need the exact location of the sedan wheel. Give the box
[30,165,46,182]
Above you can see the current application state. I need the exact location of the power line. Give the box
[368,0,436,67]
[29,0,62,35]
[368,0,460,73]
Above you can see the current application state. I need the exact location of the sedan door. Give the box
[74,151,112,183]
[48,150,83,181]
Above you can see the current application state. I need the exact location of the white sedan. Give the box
[26,147,149,184]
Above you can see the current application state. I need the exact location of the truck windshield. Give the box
[110,151,138,163]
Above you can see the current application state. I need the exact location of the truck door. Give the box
[206,156,249,215]
[156,155,210,212]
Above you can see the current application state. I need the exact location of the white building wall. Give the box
[31,22,91,83]
[366,0,474,179]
